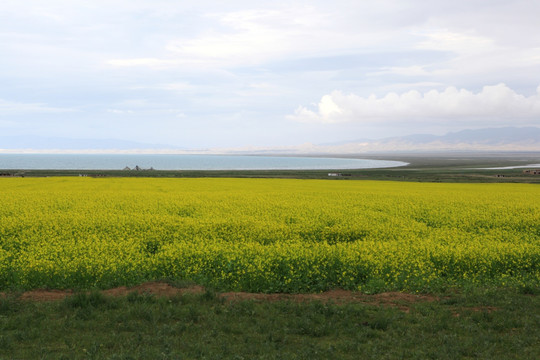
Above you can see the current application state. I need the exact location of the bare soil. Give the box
[2,282,503,314]
[2,281,444,312]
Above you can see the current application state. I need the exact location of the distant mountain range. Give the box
[217,127,540,154]
[344,127,540,152]
[320,127,540,153]
[361,127,540,146]
[1,127,539,154]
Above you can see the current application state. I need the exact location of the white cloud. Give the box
[415,30,497,55]
[108,8,323,68]
[160,82,193,91]
[106,5,412,69]
[165,10,289,63]
[517,47,540,67]
[107,109,134,115]
[0,99,74,114]
[106,58,179,68]
[371,65,431,77]
[288,83,540,125]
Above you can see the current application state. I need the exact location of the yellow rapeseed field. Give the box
[0,177,538,292]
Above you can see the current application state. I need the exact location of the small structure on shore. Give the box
[124,165,155,171]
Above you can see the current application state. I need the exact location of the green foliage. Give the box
[63,291,108,309]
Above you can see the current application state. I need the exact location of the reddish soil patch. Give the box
[2,282,438,311]
[19,289,74,302]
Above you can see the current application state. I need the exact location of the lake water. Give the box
[478,164,540,170]
[0,154,407,170]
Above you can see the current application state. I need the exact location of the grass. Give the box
[4,167,540,183]
[0,287,538,359]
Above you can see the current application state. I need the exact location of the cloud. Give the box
[105,99,187,120]
[288,83,540,125]
[373,65,431,77]
[160,82,193,91]
[105,5,412,70]
[106,58,179,68]
[0,99,74,114]
[107,109,134,115]
[107,7,331,69]
[165,10,289,63]
[415,30,497,55]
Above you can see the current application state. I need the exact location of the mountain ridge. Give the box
[310,127,540,153]
[1,127,539,154]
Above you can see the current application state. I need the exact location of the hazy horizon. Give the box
[1,1,540,149]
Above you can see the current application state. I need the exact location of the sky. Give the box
[1,0,540,149]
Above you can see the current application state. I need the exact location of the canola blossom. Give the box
[0,177,539,292]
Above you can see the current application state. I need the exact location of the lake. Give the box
[0,154,407,170]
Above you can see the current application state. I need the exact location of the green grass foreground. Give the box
[0,287,539,359]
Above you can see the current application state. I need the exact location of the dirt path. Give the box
[1,281,441,312]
